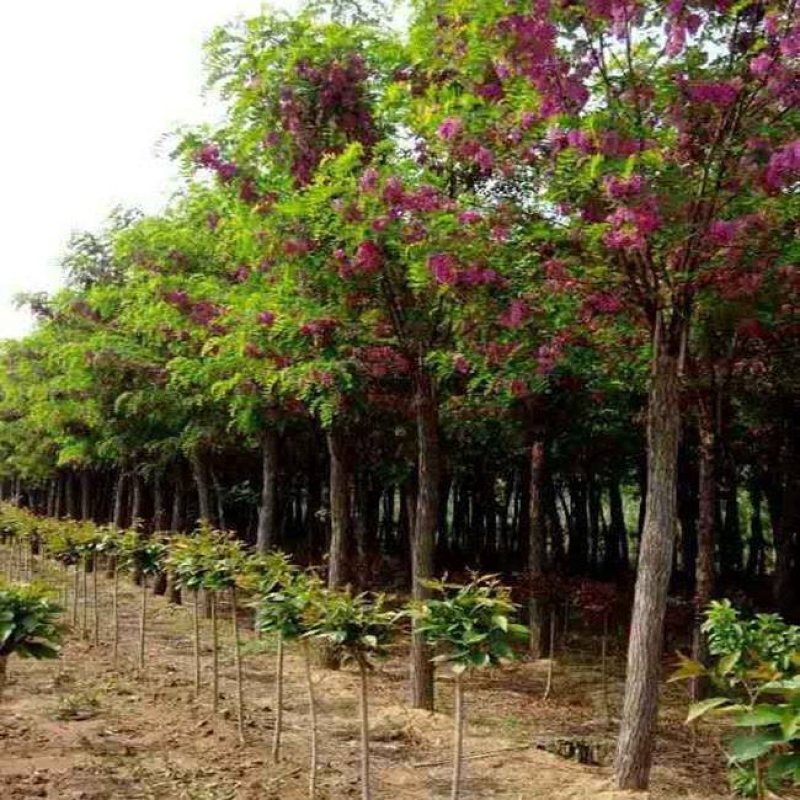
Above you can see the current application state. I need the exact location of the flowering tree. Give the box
[407,0,800,787]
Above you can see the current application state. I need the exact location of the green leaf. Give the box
[733,706,785,727]
[727,731,783,763]
[686,697,731,723]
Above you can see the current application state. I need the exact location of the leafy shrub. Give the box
[673,600,800,798]
[0,582,63,696]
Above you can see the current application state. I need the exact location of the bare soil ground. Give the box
[1,568,738,799]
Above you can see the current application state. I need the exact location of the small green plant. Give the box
[412,575,528,800]
[253,552,304,764]
[0,581,63,697]
[307,589,396,800]
[95,528,123,664]
[672,600,800,798]
[120,531,166,671]
[256,561,323,796]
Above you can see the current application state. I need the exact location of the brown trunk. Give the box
[692,397,716,699]
[80,472,92,521]
[191,449,213,527]
[608,476,628,570]
[170,466,185,532]
[775,413,800,616]
[131,474,144,529]
[256,429,279,554]
[615,337,681,791]
[153,473,167,531]
[528,439,546,659]
[410,370,439,711]
[326,426,350,588]
[112,470,126,529]
[65,472,76,519]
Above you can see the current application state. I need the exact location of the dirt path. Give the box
[1,566,731,799]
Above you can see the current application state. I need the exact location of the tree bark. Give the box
[410,370,439,711]
[528,439,546,659]
[326,426,350,588]
[112,470,127,529]
[170,468,185,532]
[615,338,681,791]
[692,397,716,699]
[191,449,213,527]
[153,473,167,531]
[256,429,279,554]
[608,476,628,571]
[80,471,92,521]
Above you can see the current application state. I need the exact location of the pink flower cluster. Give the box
[437,117,464,140]
[257,310,276,327]
[357,345,412,378]
[765,140,800,191]
[686,80,740,107]
[195,143,238,183]
[499,299,530,329]
[603,202,661,251]
[354,241,383,273]
[428,253,504,288]
[581,292,623,320]
[299,318,338,340]
[603,174,644,200]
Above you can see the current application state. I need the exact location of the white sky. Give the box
[0,0,302,339]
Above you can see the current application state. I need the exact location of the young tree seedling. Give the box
[412,575,528,800]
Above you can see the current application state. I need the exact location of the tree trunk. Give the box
[410,370,439,711]
[153,473,167,531]
[746,481,765,579]
[65,472,76,519]
[528,440,546,659]
[191,450,213,527]
[615,339,681,791]
[692,397,716,700]
[775,412,800,616]
[567,475,589,574]
[113,471,127,529]
[80,472,92,521]
[608,477,628,571]
[256,429,279,554]
[170,468,185,532]
[326,426,350,588]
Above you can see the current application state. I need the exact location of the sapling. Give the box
[168,532,216,697]
[574,580,618,723]
[252,551,301,764]
[120,531,166,672]
[96,529,123,662]
[412,575,528,800]
[202,536,247,741]
[255,560,324,796]
[307,588,396,800]
[0,582,62,698]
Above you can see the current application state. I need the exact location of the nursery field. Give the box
[1,565,730,800]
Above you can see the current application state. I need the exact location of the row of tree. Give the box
[1,0,798,790]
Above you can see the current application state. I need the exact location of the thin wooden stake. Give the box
[231,586,245,745]
[303,640,318,799]
[359,661,372,800]
[543,607,556,702]
[193,589,201,697]
[451,672,465,800]
[112,564,120,668]
[211,591,219,714]
[272,634,284,763]
[138,574,148,671]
